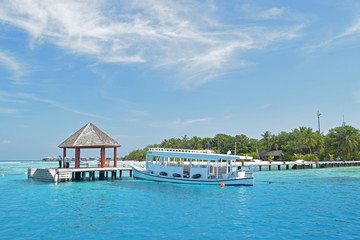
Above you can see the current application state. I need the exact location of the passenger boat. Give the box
[130,148,254,186]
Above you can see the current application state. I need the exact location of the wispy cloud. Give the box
[0,91,99,118]
[306,17,360,50]
[0,0,303,87]
[0,50,26,84]
[149,117,211,128]
[171,118,212,127]
[0,140,10,144]
[335,17,360,39]
[0,107,18,114]
[259,8,285,19]
[240,5,286,20]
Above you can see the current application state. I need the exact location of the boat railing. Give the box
[148,148,215,154]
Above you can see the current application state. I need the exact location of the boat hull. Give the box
[131,165,253,186]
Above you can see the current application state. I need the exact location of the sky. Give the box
[1,0,360,160]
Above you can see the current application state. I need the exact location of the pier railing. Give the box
[148,148,215,154]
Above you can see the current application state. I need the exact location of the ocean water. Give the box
[0,161,359,240]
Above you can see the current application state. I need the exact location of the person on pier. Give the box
[64,157,69,168]
[58,155,62,168]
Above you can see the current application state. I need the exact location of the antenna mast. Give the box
[317,110,321,132]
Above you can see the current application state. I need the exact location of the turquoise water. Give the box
[0,161,360,239]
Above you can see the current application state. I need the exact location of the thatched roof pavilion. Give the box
[259,150,284,161]
[58,123,121,168]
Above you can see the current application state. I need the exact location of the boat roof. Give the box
[147,148,253,160]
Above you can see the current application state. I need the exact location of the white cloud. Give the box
[171,118,212,127]
[0,140,10,144]
[0,50,26,84]
[305,17,360,50]
[0,91,99,118]
[0,0,303,87]
[0,107,18,114]
[259,8,285,19]
[149,117,212,128]
[336,18,360,39]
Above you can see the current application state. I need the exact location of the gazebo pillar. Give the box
[101,147,105,168]
[75,148,80,168]
[63,148,67,168]
[114,147,117,167]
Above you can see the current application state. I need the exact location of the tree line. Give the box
[124,125,360,161]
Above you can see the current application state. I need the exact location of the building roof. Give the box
[58,123,121,148]
[259,150,284,157]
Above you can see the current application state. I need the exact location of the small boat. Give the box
[130,148,254,186]
[42,157,58,161]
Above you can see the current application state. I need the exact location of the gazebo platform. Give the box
[28,166,132,183]
[29,122,128,183]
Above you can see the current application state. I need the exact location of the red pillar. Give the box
[75,148,80,168]
[101,147,105,168]
[78,148,81,168]
[74,148,77,168]
[114,147,117,167]
[63,148,67,168]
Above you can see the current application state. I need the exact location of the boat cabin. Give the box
[146,148,253,180]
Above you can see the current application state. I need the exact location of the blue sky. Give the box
[1,0,360,160]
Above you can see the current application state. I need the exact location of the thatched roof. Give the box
[58,123,121,148]
[259,150,284,157]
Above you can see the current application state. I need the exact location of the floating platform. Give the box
[28,166,132,183]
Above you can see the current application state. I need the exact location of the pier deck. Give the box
[28,160,360,183]
[28,166,132,183]
[240,160,360,171]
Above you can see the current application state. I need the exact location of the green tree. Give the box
[305,128,317,154]
[261,131,272,150]
[325,125,360,160]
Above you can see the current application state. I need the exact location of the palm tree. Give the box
[314,131,324,153]
[261,131,272,150]
[336,126,360,154]
[326,125,360,160]
[343,134,359,153]
[270,135,279,150]
[305,128,317,154]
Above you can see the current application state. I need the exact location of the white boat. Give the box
[131,148,254,186]
[42,157,58,161]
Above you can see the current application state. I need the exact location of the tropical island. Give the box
[124,125,360,162]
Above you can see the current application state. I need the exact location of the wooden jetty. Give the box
[28,123,133,183]
[240,160,360,171]
[28,166,132,183]
[27,160,360,182]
